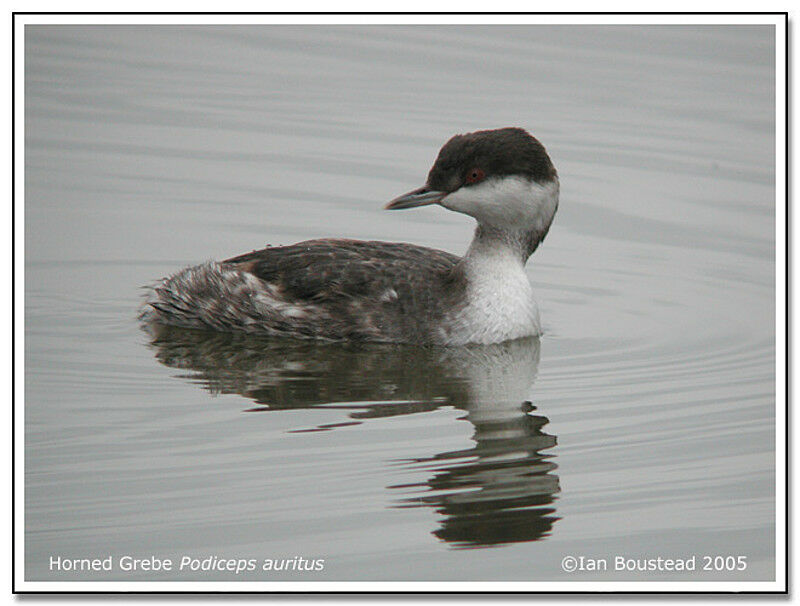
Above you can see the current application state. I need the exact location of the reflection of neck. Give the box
[444,339,541,408]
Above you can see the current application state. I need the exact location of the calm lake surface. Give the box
[24,24,777,582]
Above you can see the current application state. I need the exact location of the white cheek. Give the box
[441,176,559,229]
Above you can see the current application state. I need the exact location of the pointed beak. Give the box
[384,186,446,210]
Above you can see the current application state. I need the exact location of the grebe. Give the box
[140,127,559,345]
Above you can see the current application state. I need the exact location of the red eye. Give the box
[466,168,485,184]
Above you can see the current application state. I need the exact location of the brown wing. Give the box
[224,238,459,301]
[223,239,463,341]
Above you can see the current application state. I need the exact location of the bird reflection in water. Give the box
[145,325,560,547]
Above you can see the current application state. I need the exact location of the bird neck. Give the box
[463,224,543,268]
[456,177,558,269]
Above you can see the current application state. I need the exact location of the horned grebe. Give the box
[140,127,559,345]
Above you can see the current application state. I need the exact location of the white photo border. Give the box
[11,11,788,594]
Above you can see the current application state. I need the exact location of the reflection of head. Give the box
[145,326,559,547]
[434,502,559,547]
[395,404,559,547]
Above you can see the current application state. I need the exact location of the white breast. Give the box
[443,250,541,346]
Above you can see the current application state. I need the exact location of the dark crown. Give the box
[426,127,557,193]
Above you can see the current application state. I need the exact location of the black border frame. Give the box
[10,11,790,595]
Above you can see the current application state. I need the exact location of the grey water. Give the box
[24,24,777,582]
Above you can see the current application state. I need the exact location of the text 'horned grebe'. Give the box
[140,127,559,345]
